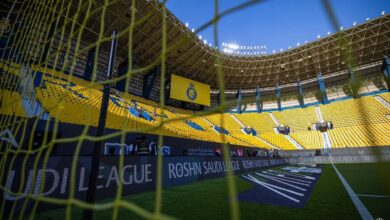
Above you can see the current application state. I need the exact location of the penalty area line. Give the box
[329,154,374,220]
[357,194,390,198]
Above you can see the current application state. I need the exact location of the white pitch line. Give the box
[247,174,304,197]
[263,171,313,183]
[268,170,316,180]
[256,173,307,191]
[329,155,373,220]
[357,194,390,198]
[269,169,315,179]
[243,175,301,203]
[256,173,311,186]
[265,171,314,182]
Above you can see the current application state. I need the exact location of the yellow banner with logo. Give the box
[170,74,210,106]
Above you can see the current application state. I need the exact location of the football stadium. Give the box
[1,0,390,219]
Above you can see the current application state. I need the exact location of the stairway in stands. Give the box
[269,112,304,150]
[285,135,304,149]
[315,106,324,122]
[315,105,332,152]
[202,116,215,128]
[19,64,48,119]
[230,113,245,128]
[254,136,280,150]
[322,132,333,153]
[268,112,281,134]
[374,95,390,110]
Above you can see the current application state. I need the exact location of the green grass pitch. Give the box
[35,163,390,220]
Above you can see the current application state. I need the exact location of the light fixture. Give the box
[353,22,357,26]
[185,22,189,27]
[382,11,385,16]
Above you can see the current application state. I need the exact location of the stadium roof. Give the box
[71,0,390,90]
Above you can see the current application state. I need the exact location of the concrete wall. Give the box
[281,147,390,164]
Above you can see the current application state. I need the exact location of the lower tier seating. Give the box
[0,89,25,117]
[2,62,390,151]
[290,131,323,149]
[327,123,390,148]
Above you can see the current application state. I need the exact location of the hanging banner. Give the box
[170,74,210,106]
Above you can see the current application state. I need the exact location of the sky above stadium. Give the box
[166,0,390,54]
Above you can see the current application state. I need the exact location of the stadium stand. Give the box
[2,0,390,219]
[380,92,390,103]
[0,89,25,117]
[259,132,297,150]
[290,131,324,149]
[205,113,242,134]
[235,113,276,133]
[273,106,318,131]
[327,123,390,148]
[320,96,390,127]
[2,62,390,151]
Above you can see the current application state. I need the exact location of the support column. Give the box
[83,30,118,220]
[348,66,360,98]
[255,86,263,113]
[83,47,96,82]
[382,56,390,91]
[276,83,281,111]
[297,80,305,108]
[236,88,242,114]
[317,73,329,104]
[142,66,160,101]
[39,21,57,65]
[115,57,136,92]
